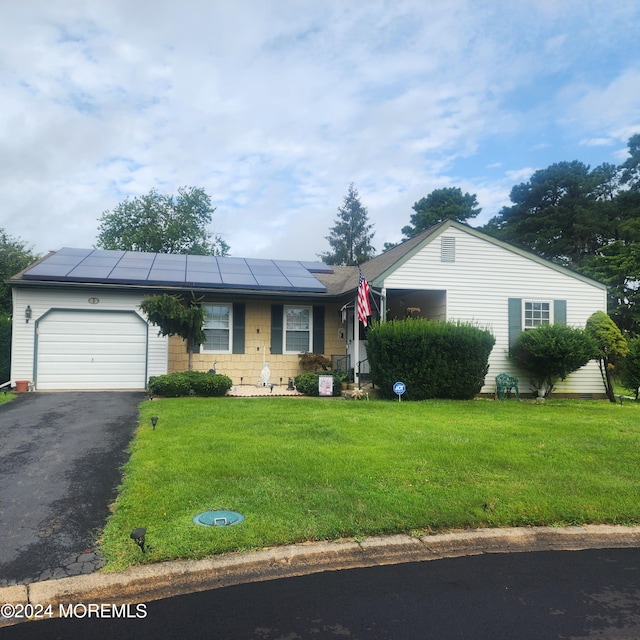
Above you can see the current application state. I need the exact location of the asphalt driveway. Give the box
[0,392,145,586]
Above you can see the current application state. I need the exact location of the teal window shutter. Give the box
[554,300,567,325]
[508,298,522,349]
[232,303,245,354]
[312,306,325,354]
[271,305,283,354]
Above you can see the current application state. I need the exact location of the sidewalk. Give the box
[3,525,640,627]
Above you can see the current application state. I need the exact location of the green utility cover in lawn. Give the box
[193,510,245,527]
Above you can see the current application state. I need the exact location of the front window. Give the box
[524,301,550,328]
[285,307,311,353]
[202,304,231,352]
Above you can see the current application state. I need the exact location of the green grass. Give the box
[0,391,15,405]
[100,397,640,571]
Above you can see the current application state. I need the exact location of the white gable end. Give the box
[380,226,607,396]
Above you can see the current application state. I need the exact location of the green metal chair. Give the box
[495,373,519,400]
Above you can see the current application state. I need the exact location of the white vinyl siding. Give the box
[381,226,608,396]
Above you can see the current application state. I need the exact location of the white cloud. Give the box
[0,0,639,259]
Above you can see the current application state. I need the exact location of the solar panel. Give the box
[22,248,331,293]
[299,261,334,273]
[254,274,291,288]
[220,273,257,286]
[119,253,156,267]
[218,262,252,274]
[108,267,152,283]
[286,277,327,290]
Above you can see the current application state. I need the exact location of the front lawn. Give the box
[100,397,640,571]
[0,391,15,405]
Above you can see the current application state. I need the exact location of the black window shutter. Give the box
[508,298,522,350]
[232,303,245,354]
[191,303,203,353]
[271,305,283,354]
[313,306,325,354]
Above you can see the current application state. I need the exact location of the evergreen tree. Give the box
[402,187,480,240]
[319,184,375,266]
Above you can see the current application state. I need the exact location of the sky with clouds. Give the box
[1,0,639,261]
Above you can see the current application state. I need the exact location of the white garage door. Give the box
[36,310,147,390]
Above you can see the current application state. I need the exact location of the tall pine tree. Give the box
[319,183,375,266]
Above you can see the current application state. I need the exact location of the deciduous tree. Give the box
[97,187,229,256]
[0,230,38,383]
[0,230,39,316]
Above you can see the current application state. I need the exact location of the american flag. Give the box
[357,269,372,327]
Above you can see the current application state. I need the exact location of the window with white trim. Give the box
[524,301,550,328]
[284,306,312,353]
[201,304,232,353]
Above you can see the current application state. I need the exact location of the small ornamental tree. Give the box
[139,294,206,371]
[619,336,640,399]
[508,324,596,398]
[585,310,629,403]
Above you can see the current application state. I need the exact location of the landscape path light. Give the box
[130,527,147,554]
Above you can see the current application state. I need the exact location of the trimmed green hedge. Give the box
[294,371,348,397]
[366,319,495,400]
[148,371,233,397]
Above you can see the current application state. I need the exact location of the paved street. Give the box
[0,392,144,585]
[4,547,640,639]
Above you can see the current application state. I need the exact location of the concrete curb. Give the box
[2,525,640,627]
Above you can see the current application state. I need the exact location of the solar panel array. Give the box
[23,248,330,293]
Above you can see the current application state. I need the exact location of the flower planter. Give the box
[14,380,29,393]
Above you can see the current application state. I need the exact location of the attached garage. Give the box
[35,309,148,390]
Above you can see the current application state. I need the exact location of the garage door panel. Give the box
[37,310,147,390]
[37,340,147,354]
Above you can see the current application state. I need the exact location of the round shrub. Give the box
[509,323,595,398]
[294,371,345,397]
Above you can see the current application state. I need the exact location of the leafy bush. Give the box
[294,371,346,397]
[148,371,232,397]
[585,310,629,403]
[509,324,595,398]
[366,319,495,400]
[619,335,640,399]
